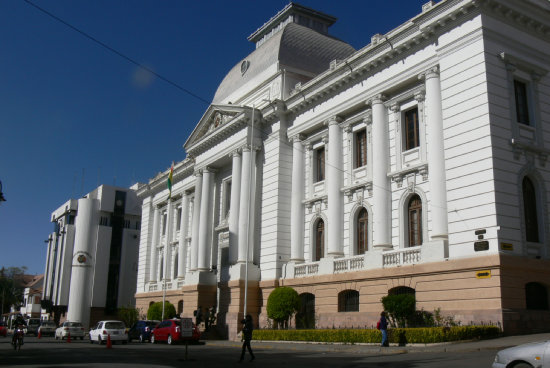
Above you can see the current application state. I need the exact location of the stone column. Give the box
[190,171,203,271]
[149,206,160,281]
[197,167,215,271]
[290,134,305,262]
[371,95,392,249]
[238,147,255,263]
[164,200,174,279]
[67,197,97,328]
[423,67,448,239]
[326,116,344,256]
[229,150,242,265]
[177,193,189,278]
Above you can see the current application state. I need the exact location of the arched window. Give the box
[296,293,315,329]
[357,208,368,255]
[338,290,359,312]
[389,286,415,296]
[523,177,539,242]
[526,282,548,310]
[315,220,324,261]
[408,195,422,247]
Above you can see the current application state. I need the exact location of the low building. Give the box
[42,185,141,328]
[19,274,44,319]
[134,0,550,339]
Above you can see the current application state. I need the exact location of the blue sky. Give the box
[0,0,432,274]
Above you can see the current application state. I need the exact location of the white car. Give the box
[55,321,86,340]
[89,320,127,344]
[493,340,550,368]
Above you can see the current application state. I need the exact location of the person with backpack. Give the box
[378,311,389,347]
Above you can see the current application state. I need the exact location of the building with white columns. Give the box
[42,185,141,328]
[135,0,550,338]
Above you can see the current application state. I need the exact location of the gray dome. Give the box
[212,22,355,105]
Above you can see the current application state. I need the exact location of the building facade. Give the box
[135,0,550,338]
[42,185,141,328]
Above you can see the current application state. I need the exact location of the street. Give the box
[0,336,499,367]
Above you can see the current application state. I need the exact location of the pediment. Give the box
[184,104,247,150]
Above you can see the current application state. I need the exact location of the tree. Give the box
[118,305,139,327]
[266,287,300,329]
[381,294,416,328]
[0,266,28,316]
[147,301,176,321]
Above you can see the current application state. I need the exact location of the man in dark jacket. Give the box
[239,314,255,362]
[379,311,389,347]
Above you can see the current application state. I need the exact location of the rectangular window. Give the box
[315,147,325,182]
[224,181,232,218]
[355,130,367,168]
[514,80,530,125]
[404,107,420,151]
[176,207,182,231]
[123,219,131,229]
[162,212,167,236]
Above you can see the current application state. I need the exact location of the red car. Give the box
[150,319,200,345]
[0,322,7,337]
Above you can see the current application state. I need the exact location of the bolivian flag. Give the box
[167,161,174,199]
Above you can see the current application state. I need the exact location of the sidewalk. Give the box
[205,333,550,355]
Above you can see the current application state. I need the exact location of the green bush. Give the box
[266,287,301,329]
[147,301,176,321]
[118,306,139,328]
[381,294,416,327]
[253,326,500,344]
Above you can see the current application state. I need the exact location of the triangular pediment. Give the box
[184,104,247,150]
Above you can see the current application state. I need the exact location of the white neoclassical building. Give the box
[135,0,550,338]
[42,185,141,328]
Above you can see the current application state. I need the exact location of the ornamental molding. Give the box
[510,138,549,167]
[389,163,429,187]
[137,159,195,199]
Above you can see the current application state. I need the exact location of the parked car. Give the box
[493,339,550,368]
[0,322,7,337]
[89,320,127,344]
[25,318,41,336]
[38,320,57,337]
[55,321,86,340]
[150,318,200,345]
[128,320,160,343]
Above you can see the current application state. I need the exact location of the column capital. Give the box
[194,169,203,177]
[229,148,242,159]
[321,135,329,145]
[325,115,343,126]
[418,65,439,81]
[202,166,218,174]
[364,111,373,125]
[242,144,262,152]
[390,103,400,113]
[343,124,352,134]
[289,133,306,143]
[366,94,387,106]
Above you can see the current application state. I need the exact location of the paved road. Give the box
[0,333,548,368]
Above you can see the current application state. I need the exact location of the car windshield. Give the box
[66,322,82,327]
[105,322,125,329]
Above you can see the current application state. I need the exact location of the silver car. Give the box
[89,320,127,344]
[55,321,86,340]
[493,340,550,368]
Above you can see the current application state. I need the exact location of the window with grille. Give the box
[355,130,367,168]
[338,290,359,312]
[176,207,182,231]
[357,208,368,255]
[315,220,324,261]
[522,177,539,242]
[404,107,420,151]
[408,195,422,247]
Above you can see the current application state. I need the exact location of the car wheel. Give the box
[167,335,173,345]
[512,364,534,368]
[151,334,155,344]
[139,334,144,343]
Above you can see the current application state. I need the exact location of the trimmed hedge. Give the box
[253,326,500,344]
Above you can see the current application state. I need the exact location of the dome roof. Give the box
[212,22,355,105]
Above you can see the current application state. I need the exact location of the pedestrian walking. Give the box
[378,311,389,347]
[239,314,255,362]
[194,306,203,327]
[205,307,211,331]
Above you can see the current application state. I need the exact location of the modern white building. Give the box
[42,185,141,328]
[135,0,550,338]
